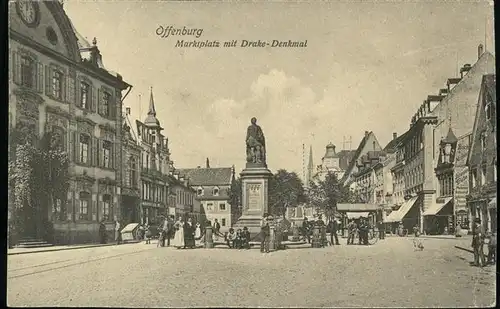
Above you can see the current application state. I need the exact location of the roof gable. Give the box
[467,74,496,165]
[341,132,382,184]
[177,167,233,186]
[9,1,81,62]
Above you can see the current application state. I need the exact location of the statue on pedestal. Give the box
[246,117,266,165]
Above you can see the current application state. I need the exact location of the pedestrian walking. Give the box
[213,219,221,240]
[302,217,311,243]
[172,217,185,249]
[183,217,195,249]
[328,218,340,246]
[487,231,497,265]
[472,218,486,267]
[99,220,107,244]
[114,220,122,245]
[347,220,357,245]
[260,213,270,253]
[144,224,152,244]
[166,215,175,246]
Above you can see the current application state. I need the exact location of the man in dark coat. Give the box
[328,218,340,246]
[302,217,311,243]
[472,218,486,267]
[99,221,107,244]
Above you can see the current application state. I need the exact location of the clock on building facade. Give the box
[16,0,40,28]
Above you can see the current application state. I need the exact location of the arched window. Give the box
[79,192,91,221]
[213,187,219,196]
[102,194,112,221]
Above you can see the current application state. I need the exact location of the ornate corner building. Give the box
[9,1,132,244]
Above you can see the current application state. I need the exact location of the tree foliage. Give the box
[8,128,70,240]
[228,176,242,217]
[308,172,364,220]
[268,169,306,218]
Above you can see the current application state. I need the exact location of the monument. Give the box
[233,117,273,237]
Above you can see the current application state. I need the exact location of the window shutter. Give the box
[13,51,21,85]
[96,138,101,167]
[110,94,116,119]
[37,62,44,93]
[45,65,51,95]
[75,80,81,108]
[74,131,80,163]
[61,72,66,102]
[91,86,97,113]
[66,75,75,104]
[112,140,117,169]
[97,88,103,115]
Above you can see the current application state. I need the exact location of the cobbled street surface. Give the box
[7,237,496,308]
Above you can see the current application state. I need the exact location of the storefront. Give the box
[423,197,453,235]
[384,196,420,234]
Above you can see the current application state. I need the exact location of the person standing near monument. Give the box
[246,117,266,165]
[260,213,270,253]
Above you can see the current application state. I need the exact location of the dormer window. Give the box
[52,71,63,100]
[197,187,204,196]
[213,187,219,196]
[80,82,90,109]
[102,91,110,116]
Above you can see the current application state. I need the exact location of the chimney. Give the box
[365,131,369,138]
[372,141,376,151]
[206,158,210,168]
[393,132,397,141]
[126,107,131,115]
[460,64,472,78]
[478,44,484,59]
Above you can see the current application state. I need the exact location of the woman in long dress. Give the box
[194,222,202,246]
[171,218,185,249]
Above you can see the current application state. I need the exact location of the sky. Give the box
[63,0,495,178]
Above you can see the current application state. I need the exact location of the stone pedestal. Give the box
[233,166,273,238]
[204,226,214,248]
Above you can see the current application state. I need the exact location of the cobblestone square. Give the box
[7,237,496,307]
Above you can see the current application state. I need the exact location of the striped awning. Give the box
[384,196,419,223]
[423,197,453,216]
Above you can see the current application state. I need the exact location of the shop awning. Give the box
[384,196,419,223]
[423,197,453,216]
[488,197,497,209]
[346,212,370,219]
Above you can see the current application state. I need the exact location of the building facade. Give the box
[135,89,170,225]
[167,170,198,221]
[386,45,495,234]
[467,74,497,233]
[120,111,142,225]
[179,162,235,232]
[9,1,132,244]
[341,131,383,188]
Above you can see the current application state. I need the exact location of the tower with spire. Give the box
[306,145,314,187]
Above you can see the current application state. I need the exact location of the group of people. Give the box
[300,216,341,246]
[226,227,251,249]
[136,216,203,249]
[471,218,497,267]
[347,218,372,245]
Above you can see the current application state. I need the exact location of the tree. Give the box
[308,171,364,221]
[228,177,242,218]
[8,128,70,242]
[268,169,306,218]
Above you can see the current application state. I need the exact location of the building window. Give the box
[20,56,34,88]
[52,71,63,100]
[213,188,219,196]
[197,188,203,196]
[207,203,213,211]
[219,203,226,211]
[471,169,477,188]
[481,165,487,185]
[480,133,486,151]
[102,141,112,168]
[79,192,90,220]
[80,82,90,109]
[485,103,492,120]
[102,91,111,116]
[130,157,137,188]
[79,134,90,164]
[221,218,226,226]
[102,194,111,221]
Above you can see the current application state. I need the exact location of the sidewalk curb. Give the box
[7,241,141,256]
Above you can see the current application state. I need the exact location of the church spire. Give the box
[144,87,160,128]
[308,145,314,169]
[306,145,314,187]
